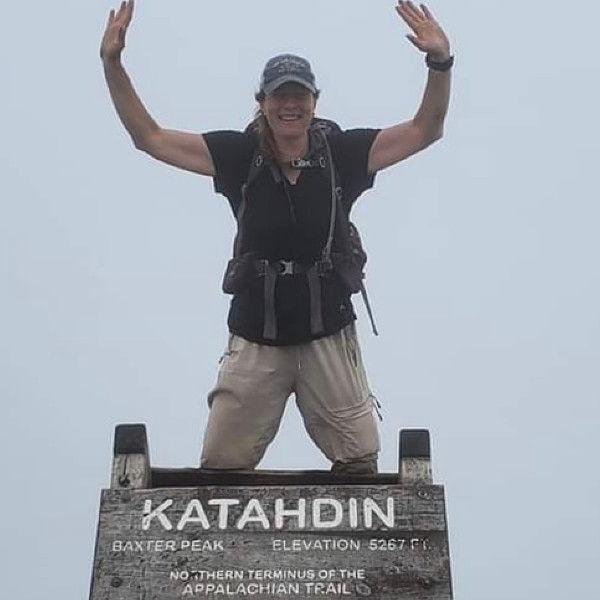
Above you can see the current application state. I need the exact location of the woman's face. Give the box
[260,82,316,140]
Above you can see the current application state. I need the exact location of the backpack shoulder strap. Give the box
[232,132,267,257]
[244,150,266,192]
[315,120,379,336]
[311,117,343,137]
[313,122,343,265]
[243,119,281,189]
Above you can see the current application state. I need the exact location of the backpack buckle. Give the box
[291,158,312,169]
[317,258,333,275]
[278,260,294,276]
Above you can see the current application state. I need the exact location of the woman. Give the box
[100,0,452,473]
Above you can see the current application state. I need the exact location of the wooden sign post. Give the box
[90,425,453,599]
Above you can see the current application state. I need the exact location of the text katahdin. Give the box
[142,497,398,531]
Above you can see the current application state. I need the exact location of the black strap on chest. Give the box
[230,119,378,340]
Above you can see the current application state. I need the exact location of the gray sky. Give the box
[1,1,599,598]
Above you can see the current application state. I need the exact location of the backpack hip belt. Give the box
[252,259,326,340]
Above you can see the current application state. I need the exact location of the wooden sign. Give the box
[89,426,453,599]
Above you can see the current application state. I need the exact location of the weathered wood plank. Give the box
[151,469,398,488]
[400,430,433,484]
[111,424,151,490]
[90,485,452,599]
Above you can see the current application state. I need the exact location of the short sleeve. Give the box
[202,130,256,206]
[328,128,380,211]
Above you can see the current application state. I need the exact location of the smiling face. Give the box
[259,82,317,141]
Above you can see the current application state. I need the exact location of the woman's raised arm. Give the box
[368,1,452,173]
[100,1,215,176]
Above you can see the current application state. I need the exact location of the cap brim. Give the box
[262,75,317,96]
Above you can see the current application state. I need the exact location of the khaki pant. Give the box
[201,322,380,472]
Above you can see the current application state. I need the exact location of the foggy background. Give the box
[1,1,599,598]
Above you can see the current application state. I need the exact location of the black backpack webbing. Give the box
[231,123,378,339]
[320,127,379,337]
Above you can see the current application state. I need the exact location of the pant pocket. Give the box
[328,397,374,421]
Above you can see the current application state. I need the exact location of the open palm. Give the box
[396,1,450,60]
[100,0,135,61]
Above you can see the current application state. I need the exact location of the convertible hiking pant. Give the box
[201,322,380,473]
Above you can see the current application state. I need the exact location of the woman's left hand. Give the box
[396,1,450,61]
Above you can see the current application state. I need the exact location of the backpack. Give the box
[222,118,378,338]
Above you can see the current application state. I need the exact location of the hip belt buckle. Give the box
[278,260,295,276]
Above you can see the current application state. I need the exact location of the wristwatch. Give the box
[425,54,454,72]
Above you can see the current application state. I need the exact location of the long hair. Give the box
[251,89,320,164]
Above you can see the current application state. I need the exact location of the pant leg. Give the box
[294,322,380,472]
[201,334,295,469]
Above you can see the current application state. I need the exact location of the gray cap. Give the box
[259,54,317,95]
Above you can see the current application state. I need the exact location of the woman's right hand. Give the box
[100,0,134,63]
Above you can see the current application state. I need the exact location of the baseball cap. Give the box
[259,54,317,96]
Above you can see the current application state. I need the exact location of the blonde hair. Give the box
[251,105,279,163]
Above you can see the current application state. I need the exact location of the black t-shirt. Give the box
[204,125,380,345]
